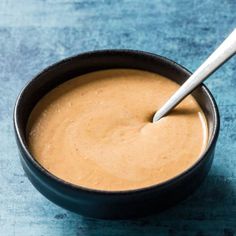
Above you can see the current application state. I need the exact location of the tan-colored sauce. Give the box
[27,69,208,191]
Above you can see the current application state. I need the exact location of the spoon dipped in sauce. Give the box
[153,28,236,122]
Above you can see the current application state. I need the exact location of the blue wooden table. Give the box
[0,0,235,235]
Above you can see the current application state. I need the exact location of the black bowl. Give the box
[14,50,220,219]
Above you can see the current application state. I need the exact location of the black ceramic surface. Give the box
[14,50,220,219]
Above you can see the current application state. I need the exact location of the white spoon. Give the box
[153,28,236,122]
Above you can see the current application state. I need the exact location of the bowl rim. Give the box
[13,49,220,195]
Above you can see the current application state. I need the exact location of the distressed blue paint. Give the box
[0,0,236,235]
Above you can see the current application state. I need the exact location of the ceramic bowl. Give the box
[14,50,220,219]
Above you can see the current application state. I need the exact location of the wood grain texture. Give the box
[0,0,235,235]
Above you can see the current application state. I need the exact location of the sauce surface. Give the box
[27,69,208,191]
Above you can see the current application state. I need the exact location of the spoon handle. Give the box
[153,28,236,122]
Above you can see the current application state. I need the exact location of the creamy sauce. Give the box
[27,69,208,191]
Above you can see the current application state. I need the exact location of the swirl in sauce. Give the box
[27,69,208,191]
